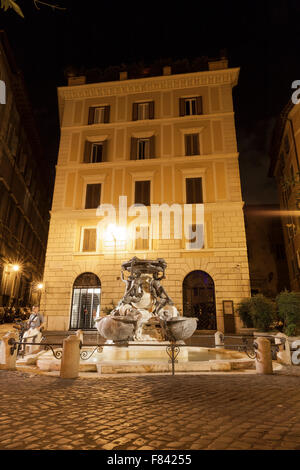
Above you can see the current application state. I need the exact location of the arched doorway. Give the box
[70,273,101,330]
[183,270,216,330]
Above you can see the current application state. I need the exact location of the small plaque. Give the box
[223,300,234,315]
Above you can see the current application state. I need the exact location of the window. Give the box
[70,273,101,330]
[186,177,203,203]
[131,136,155,160]
[84,141,107,163]
[135,225,149,250]
[132,101,154,120]
[179,96,203,116]
[85,184,101,209]
[135,180,150,206]
[88,106,110,124]
[185,134,200,156]
[81,228,97,252]
[186,224,204,250]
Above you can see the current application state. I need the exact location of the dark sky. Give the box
[1,0,300,204]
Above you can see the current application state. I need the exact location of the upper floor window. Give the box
[186,177,203,204]
[132,101,155,121]
[179,96,203,116]
[131,136,155,160]
[135,225,150,250]
[88,106,110,124]
[81,228,97,252]
[85,184,101,209]
[185,134,200,156]
[135,180,151,206]
[84,141,107,163]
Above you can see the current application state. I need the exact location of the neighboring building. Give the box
[269,101,300,291]
[0,31,51,307]
[42,58,251,334]
[244,204,290,297]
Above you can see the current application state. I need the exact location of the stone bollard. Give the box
[215,331,224,349]
[76,329,83,345]
[0,331,18,370]
[255,337,273,374]
[275,333,291,365]
[60,335,81,379]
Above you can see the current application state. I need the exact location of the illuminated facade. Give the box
[0,31,50,307]
[270,101,300,291]
[42,59,251,333]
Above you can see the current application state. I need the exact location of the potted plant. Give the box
[276,290,300,337]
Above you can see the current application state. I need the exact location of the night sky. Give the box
[1,0,300,205]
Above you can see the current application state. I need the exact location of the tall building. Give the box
[269,101,300,291]
[244,204,290,297]
[42,58,251,334]
[0,31,51,307]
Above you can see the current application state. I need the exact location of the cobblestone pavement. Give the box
[1,371,300,450]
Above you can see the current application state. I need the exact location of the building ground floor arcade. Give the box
[41,230,250,335]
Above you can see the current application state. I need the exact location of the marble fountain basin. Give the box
[16,344,255,374]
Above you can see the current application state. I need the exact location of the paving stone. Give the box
[1,371,300,450]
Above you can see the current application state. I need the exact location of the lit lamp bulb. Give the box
[37,283,44,290]
[12,265,20,272]
[105,224,127,241]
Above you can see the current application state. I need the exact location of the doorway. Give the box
[183,270,217,330]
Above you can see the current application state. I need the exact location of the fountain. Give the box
[95,257,198,343]
[17,258,253,374]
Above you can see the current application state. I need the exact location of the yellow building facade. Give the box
[270,101,300,291]
[42,62,251,333]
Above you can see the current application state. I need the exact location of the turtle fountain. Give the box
[95,257,198,343]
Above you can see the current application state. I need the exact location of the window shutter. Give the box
[88,107,95,125]
[193,134,200,155]
[194,178,203,203]
[196,96,203,115]
[135,181,142,204]
[185,135,192,156]
[149,101,155,119]
[131,137,137,160]
[85,184,101,209]
[179,98,185,116]
[132,103,138,121]
[186,178,203,203]
[186,179,193,203]
[83,228,96,252]
[84,141,92,162]
[143,181,150,206]
[102,140,107,162]
[104,106,110,123]
[150,136,155,158]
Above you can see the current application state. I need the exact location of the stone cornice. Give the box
[58,68,240,103]
[55,152,240,171]
[50,201,245,219]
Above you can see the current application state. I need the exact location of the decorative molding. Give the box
[60,111,235,132]
[55,152,240,171]
[58,68,240,103]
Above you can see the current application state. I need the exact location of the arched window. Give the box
[183,270,216,330]
[70,273,101,330]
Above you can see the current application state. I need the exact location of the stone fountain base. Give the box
[16,343,254,374]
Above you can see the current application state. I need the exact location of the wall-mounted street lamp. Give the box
[104,224,127,251]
